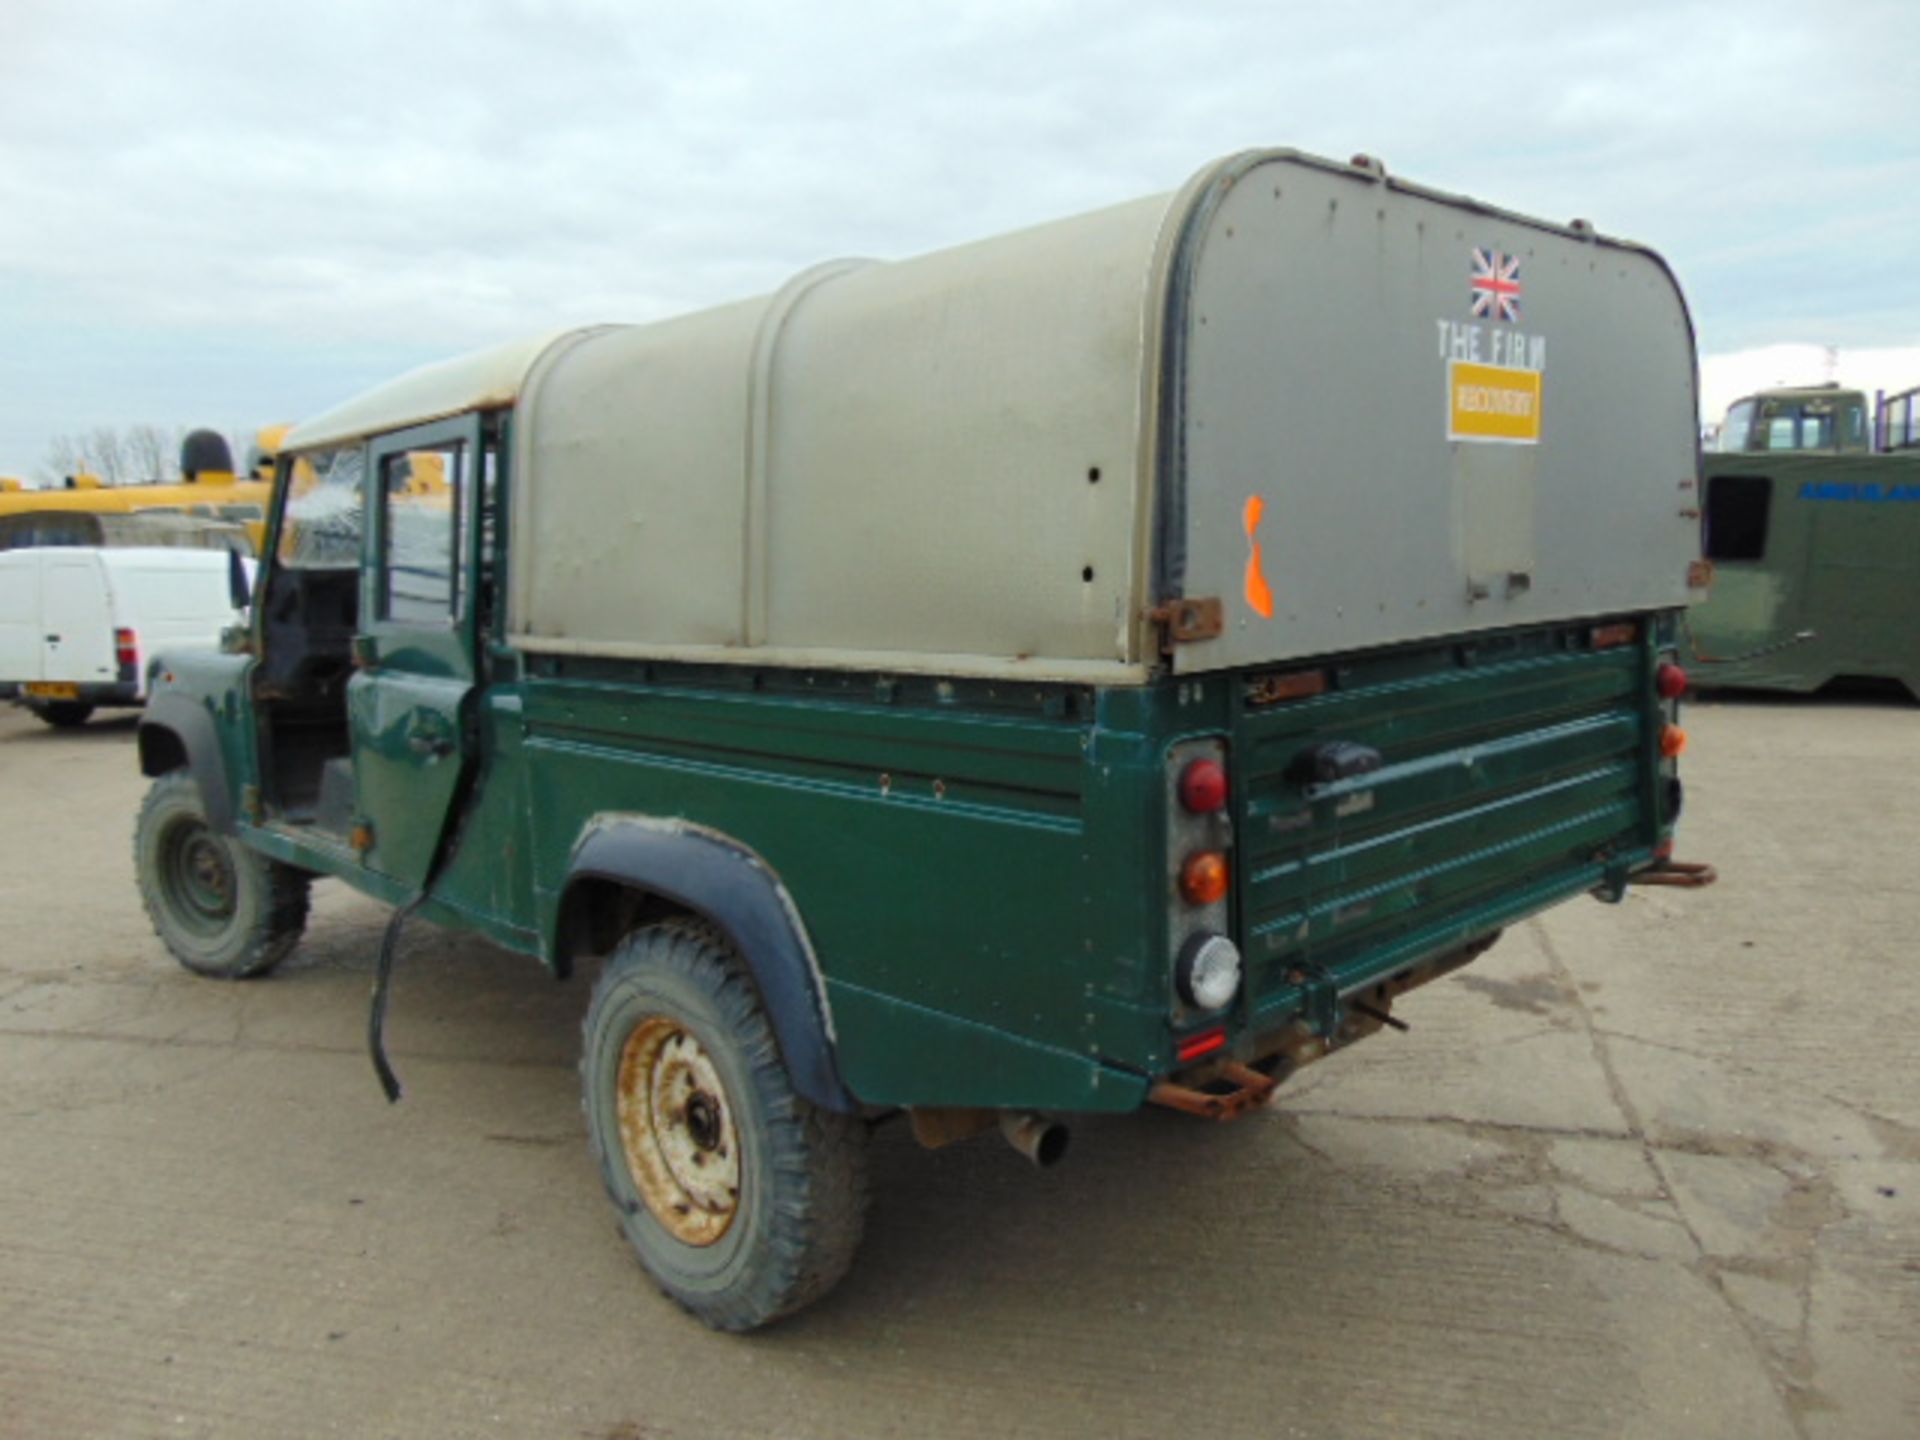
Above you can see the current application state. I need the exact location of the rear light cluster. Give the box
[114,628,138,682]
[1167,741,1243,1040]
[1653,650,1687,835]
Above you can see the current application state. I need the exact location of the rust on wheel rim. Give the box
[616,1015,741,1246]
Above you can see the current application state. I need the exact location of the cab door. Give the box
[0,553,46,684]
[347,416,481,888]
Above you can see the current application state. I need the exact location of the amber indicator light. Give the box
[1659,724,1688,758]
[1179,851,1230,905]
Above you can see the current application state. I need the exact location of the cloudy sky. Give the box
[2,0,1914,479]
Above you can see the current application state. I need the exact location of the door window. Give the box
[379,443,467,624]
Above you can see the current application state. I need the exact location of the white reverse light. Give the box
[1177,933,1242,1011]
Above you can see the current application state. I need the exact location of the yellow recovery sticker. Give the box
[1448,360,1542,444]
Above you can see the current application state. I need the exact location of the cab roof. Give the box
[281,328,606,453]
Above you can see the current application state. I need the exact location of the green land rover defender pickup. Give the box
[132,148,1709,1330]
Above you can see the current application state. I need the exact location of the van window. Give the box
[1704,475,1772,561]
[380,444,467,623]
[278,448,365,568]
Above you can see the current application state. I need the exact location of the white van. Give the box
[0,548,244,726]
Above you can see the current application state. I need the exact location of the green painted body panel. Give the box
[514,666,1156,1107]
[1690,453,1920,697]
[344,661,470,884]
[151,608,1678,1114]
[157,646,261,799]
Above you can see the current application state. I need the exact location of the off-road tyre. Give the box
[134,771,310,978]
[582,919,868,1331]
[32,700,94,728]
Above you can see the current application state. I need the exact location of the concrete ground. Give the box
[0,692,1915,1440]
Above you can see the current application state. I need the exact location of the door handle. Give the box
[45,634,59,643]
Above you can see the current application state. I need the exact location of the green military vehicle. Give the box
[131,148,1707,1330]
[1691,383,1920,695]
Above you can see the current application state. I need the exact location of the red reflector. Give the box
[1653,837,1675,860]
[1591,622,1639,650]
[1655,662,1688,699]
[1176,1027,1227,1064]
[115,628,138,665]
[1177,758,1228,813]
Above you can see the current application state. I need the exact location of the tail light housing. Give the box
[1655,662,1688,699]
[115,628,138,681]
[1167,738,1241,1042]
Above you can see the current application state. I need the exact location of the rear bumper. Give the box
[11,681,141,708]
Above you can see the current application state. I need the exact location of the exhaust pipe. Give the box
[998,1111,1069,1168]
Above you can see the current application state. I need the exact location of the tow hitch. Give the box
[1148,1061,1279,1121]
[1628,858,1718,889]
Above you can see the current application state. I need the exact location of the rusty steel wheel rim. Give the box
[616,1015,742,1246]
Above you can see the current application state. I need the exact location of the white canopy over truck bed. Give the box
[284,148,1700,682]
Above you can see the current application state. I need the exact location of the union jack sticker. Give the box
[1469,247,1522,322]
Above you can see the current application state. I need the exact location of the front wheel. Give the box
[133,772,310,978]
[582,920,868,1331]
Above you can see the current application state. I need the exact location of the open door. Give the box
[346,416,481,887]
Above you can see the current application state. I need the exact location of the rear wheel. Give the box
[134,772,309,978]
[32,700,94,728]
[582,920,868,1331]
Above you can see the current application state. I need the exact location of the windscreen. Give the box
[277,447,365,569]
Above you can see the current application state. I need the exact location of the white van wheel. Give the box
[32,700,94,728]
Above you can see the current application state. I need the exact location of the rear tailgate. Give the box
[1233,620,1658,1029]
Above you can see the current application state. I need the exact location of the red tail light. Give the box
[1178,758,1228,813]
[1176,1026,1227,1063]
[115,628,138,668]
[1655,662,1688,699]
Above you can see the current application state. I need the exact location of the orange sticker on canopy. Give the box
[1448,360,1542,443]
[1242,494,1274,618]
